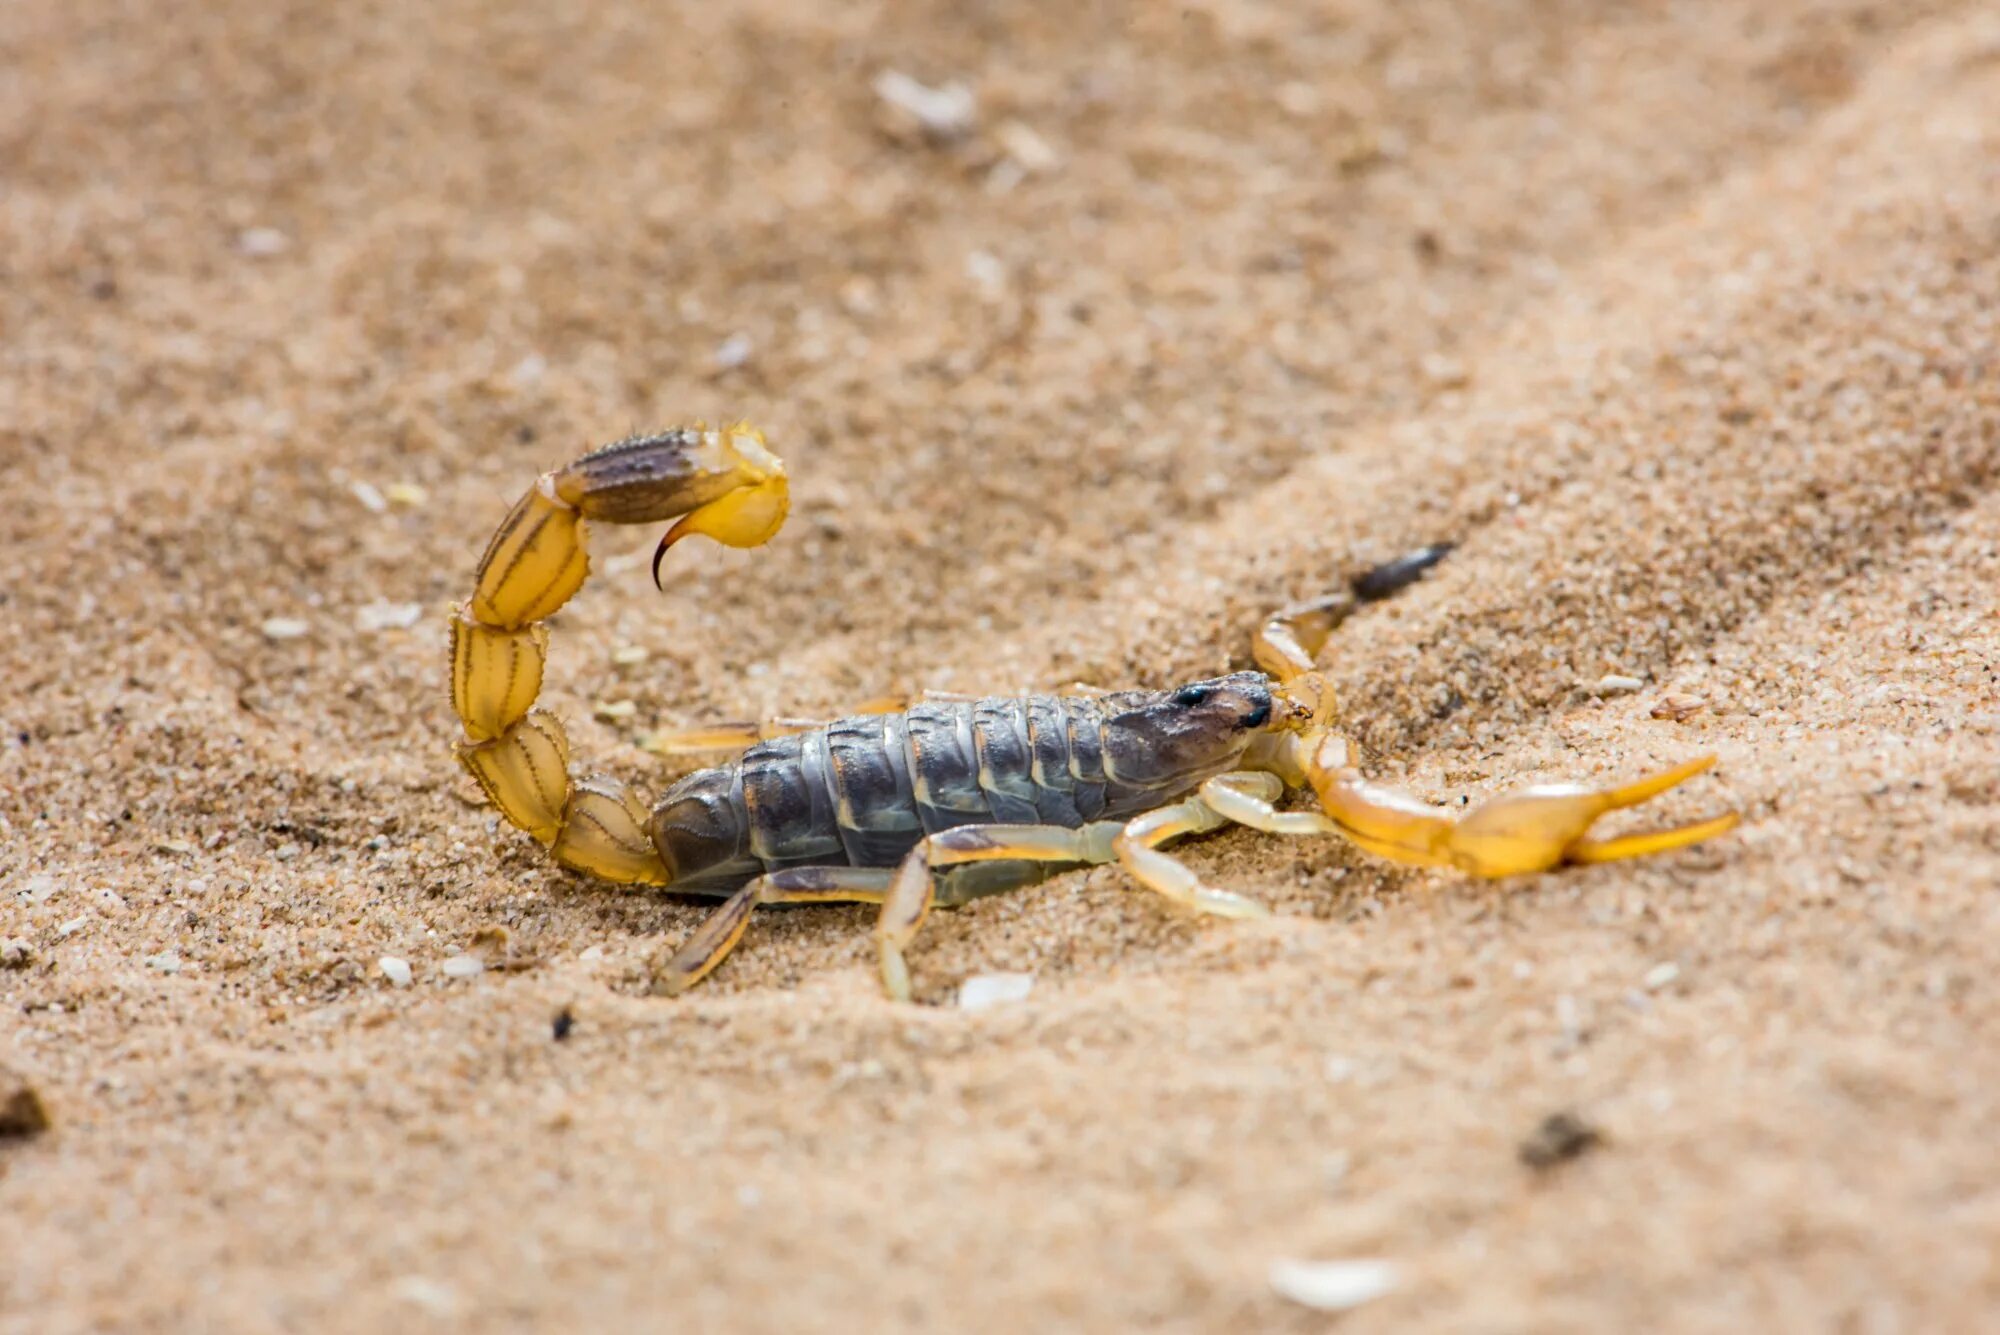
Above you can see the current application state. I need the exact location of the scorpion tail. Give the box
[449,425,789,884]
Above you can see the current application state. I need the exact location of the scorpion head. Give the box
[1101,671,1295,789]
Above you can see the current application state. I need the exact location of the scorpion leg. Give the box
[1199,770,1338,836]
[1302,735,1739,877]
[642,696,909,757]
[649,866,899,996]
[1114,799,1273,920]
[876,823,1124,1002]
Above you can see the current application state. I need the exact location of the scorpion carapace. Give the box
[451,426,1739,1001]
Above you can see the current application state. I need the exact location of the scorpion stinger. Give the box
[453,429,1737,1004]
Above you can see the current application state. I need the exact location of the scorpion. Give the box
[450,425,1738,1001]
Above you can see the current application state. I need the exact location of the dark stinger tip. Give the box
[651,532,672,591]
[1352,542,1455,602]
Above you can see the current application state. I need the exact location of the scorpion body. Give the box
[654,678,1284,897]
[451,427,1738,1000]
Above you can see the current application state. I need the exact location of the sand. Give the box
[4,0,1998,1329]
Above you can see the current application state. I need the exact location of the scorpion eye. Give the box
[1171,684,1213,709]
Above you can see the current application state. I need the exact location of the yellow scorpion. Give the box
[451,426,1738,1000]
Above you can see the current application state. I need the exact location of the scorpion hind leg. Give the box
[642,696,910,759]
[649,866,898,996]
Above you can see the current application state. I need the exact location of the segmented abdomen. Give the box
[666,693,1170,889]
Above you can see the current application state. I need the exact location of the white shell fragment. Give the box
[379,956,413,988]
[873,69,977,142]
[441,954,485,980]
[957,972,1035,1012]
[1591,673,1646,696]
[712,332,754,371]
[1268,1258,1400,1312]
[260,617,311,641]
[355,601,423,633]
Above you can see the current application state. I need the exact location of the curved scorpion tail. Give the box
[448,425,789,885]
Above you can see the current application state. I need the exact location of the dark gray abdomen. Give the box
[657,693,1182,892]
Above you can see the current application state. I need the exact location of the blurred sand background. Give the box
[4,1,1999,1329]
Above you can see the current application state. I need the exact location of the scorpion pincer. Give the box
[450,425,1739,1001]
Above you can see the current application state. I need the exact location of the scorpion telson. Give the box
[451,426,1739,1001]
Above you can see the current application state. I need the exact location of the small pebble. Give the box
[261,617,311,641]
[965,250,1008,299]
[1592,673,1646,696]
[389,1276,459,1318]
[0,1067,52,1139]
[995,120,1060,173]
[593,700,638,722]
[441,954,485,980]
[379,956,413,988]
[1651,691,1708,721]
[1419,352,1470,389]
[611,645,649,667]
[1275,81,1320,117]
[958,972,1035,1011]
[1644,961,1681,990]
[1268,1258,1400,1312]
[349,479,388,513]
[1519,1110,1604,1169]
[236,226,290,257]
[385,482,428,507]
[552,1006,575,1041]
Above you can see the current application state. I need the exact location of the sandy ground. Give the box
[4,1,1999,1329]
